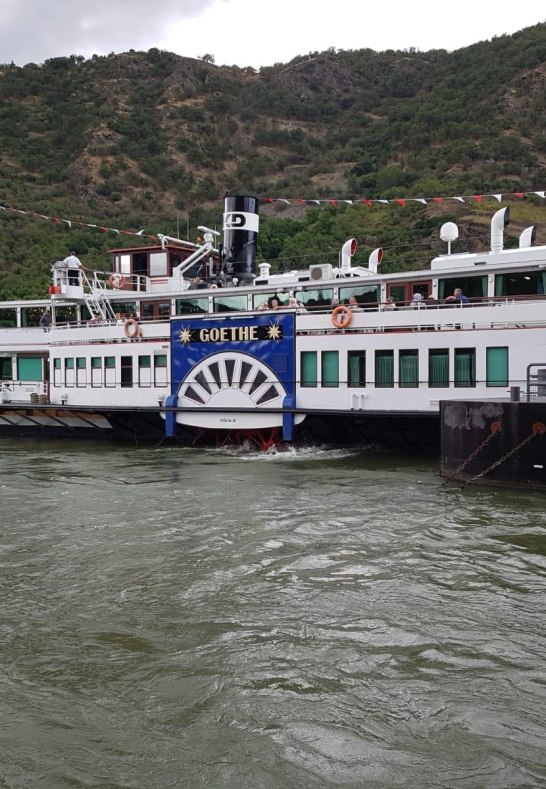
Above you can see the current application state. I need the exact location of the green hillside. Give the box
[0,23,545,298]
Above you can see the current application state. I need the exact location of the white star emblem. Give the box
[266,323,282,340]
[178,327,193,345]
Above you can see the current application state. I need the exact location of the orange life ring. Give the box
[108,273,126,289]
[331,305,353,329]
[124,317,140,338]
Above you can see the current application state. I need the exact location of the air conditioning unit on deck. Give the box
[309,264,334,281]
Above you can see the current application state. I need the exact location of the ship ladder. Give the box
[460,422,546,490]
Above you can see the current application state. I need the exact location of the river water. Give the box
[0,437,545,788]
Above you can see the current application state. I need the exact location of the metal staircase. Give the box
[80,271,117,322]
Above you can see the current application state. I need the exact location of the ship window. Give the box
[213,295,248,313]
[0,357,13,379]
[154,354,168,387]
[54,305,77,325]
[104,356,116,388]
[301,351,317,387]
[399,350,419,388]
[375,351,394,388]
[158,301,171,317]
[494,271,546,297]
[139,355,152,387]
[20,308,42,328]
[429,349,449,388]
[91,357,102,388]
[0,308,17,328]
[348,351,366,387]
[176,297,209,315]
[65,358,74,369]
[340,284,380,307]
[121,356,133,388]
[149,251,168,276]
[76,357,86,387]
[52,358,61,386]
[117,254,131,275]
[439,276,486,300]
[321,351,339,388]
[455,348,476,387]
[486,347,508,387]
[298,288,334,311]
[252,293,288,309]
[17,357,42,381]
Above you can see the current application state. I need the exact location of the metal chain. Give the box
[441,422,502,486]
[460,429,541,489]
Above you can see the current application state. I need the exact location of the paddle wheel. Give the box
[190,426,283,451]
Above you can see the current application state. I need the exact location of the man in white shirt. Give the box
[63,251,82,285]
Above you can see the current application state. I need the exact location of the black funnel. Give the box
[222,195,259,283]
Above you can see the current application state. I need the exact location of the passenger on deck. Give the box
[348,295,362,311]
[382,296,396,311]
[63,251,82,286]
[288,297,307,312]
[270,298,280,310]
[411,292,423,307]
[39,308,52,330]
[445,287,470,304]
[257,301,269,311]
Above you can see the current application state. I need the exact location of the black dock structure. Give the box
[440,398,546,491]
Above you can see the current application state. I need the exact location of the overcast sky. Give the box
[1,0,545,68]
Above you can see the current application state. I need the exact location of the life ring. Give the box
[108,273,126,289]
[124,317,140,338]
[331,305,353,329]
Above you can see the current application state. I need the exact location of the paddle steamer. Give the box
[1,195,545,449]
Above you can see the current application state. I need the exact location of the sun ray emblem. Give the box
[178,327,193,345]
[266,322,282,340]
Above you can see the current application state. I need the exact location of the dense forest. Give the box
[0,22,545,298]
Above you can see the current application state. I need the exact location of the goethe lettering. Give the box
[178,323,283,344]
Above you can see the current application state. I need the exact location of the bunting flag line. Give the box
[0,202,161,242]
[259,190,546,207]
[0,189,545,240]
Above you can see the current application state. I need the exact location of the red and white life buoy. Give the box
[124,318,140,338]
[331,305,353,329]
[108,273,126,289]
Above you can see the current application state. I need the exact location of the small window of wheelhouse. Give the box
[115,254,131,275]
[149,251,168,277]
